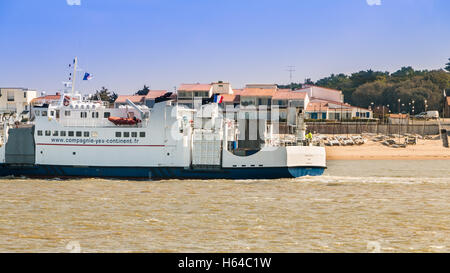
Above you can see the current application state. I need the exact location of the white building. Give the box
[294,85,344,103]
[0,87,37,117]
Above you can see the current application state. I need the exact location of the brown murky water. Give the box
[0,160,449,253]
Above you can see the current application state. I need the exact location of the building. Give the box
[388,113,409,125]
[305,100,372,120]
[0,88,37,119]
[177,83,213,108]
[31,93,64,106]
[113,83,372,122]
[221,89,242,107]
[293,85,344,103]
[211,81,233,95]
[114,90,168,108]
[240,87,277,107]
[272,90,309,123]
[245,84,278,89]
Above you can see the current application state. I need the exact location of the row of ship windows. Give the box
[37,130,146,138]
[35,110,111,119]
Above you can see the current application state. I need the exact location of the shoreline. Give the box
[325,139,450,160]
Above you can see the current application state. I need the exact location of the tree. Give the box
[351,81,391,108]
[279,66,450,113]
[94,86,111,101]
[304,78,314,85]
[92,87,118,103]
[135,85,150,96]
[445,58,450,72]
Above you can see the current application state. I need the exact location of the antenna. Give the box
[286,65,296,83]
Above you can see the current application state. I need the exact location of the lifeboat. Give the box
[108,116,141,125]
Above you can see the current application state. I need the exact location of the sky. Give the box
[0,0,449,95]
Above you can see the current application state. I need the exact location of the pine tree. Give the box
[445,58,450,72]
[135,85,150,96]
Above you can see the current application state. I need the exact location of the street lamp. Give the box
[397,99,401,142]
[383,104,391,123]
[422,99,428,136]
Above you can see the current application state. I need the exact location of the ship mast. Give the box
[71,57,78,97]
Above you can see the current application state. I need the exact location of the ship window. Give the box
[50,111,54,116]
[60,131,66,136]
[56,110,60,118]
[80,112,87,118]
[45,130,51,136]
[123,132,130,138]
[65,111,71,116]
[115,132,121,137]
[92,131,98,137]
[76,131,82,137]
[53,131,59,136]
[68,131,74,137]
[84,131,89,137]
[131,132,137,138]
[139,132,145,138]
[35,110,40,116]
[42,111,47,116]
[37,130,43,136]
[92,112,99,118]
[104,112,111,118]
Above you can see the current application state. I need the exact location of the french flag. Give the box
[83,72,93,81]
[214,94,224,104]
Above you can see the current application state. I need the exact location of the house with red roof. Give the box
[114,90,168,108]
[31,93,63,106]
[177,83,213,108]
[109,82,372,122]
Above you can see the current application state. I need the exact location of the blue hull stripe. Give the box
[0,165,325,180]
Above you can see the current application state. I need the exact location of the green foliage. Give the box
[93,87,118,103]
[281,63,450,114]
[445,58,450,72]
[135,85,150,96]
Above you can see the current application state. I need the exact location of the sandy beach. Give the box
[326,138,450,160]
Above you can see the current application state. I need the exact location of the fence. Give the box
[306,122,440,135]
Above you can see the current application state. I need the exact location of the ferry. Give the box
[0,59,326,180]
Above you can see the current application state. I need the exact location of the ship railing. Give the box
[57,118,147,128]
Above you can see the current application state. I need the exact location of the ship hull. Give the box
[0,164,325,180]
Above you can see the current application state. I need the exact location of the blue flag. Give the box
[83,72,93,81]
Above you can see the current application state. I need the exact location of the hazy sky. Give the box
[0,0,449,95]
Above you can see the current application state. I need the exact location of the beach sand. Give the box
[326,138,450,160]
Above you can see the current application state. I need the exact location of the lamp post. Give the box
[402,103,406,133]
[376,106,380,134]
[411,100,415,131]
[423,99,428,136]
[385,104,389,125]
[388,109,391,135]
[370,102,374,127]
[398,99,401,143]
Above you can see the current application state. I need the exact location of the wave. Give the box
[295,175,449,184]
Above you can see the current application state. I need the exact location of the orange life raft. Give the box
[108,117,141,125]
